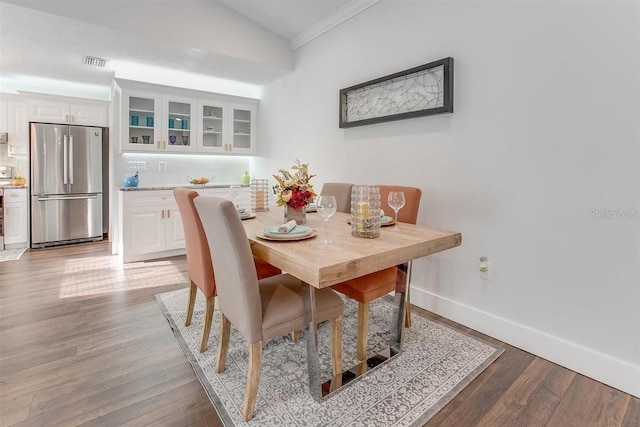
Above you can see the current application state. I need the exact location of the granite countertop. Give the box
[119,183,249,191]
[0,185,29,190]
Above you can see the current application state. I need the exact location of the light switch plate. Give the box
[127,161,146,171]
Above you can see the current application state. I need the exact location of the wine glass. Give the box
[387,191,405,230]
[229,185,241,208]
[316,195,337,244]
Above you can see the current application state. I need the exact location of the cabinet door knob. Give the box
[167,209,171,218]
[161,210,165,219]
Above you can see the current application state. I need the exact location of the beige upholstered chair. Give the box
[329,185,422,360]
[194,196,344,421]
[173,188,281,353]
[320,182,353,213]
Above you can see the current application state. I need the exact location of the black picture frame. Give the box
[339,57,454,128]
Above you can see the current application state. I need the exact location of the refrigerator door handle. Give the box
[63,134,68,184]
[69,134,74,184]
[37,194,99,201]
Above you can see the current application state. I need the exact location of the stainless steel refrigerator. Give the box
[30,123,103,248]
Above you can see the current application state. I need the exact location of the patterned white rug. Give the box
[0,248,27,262]
[156,288,503,427]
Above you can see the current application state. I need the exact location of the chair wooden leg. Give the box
[357,302,369,361]
[242,340,262,421]
[215,314,231,373]
[290,330,301,341]
[199,295,215,352]
[185,281,197,326]
[330,315,343,391]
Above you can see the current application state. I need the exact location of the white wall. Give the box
[254,0,640,396]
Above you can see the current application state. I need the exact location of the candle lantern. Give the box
[250,179,269,212]
[351,185,381,238]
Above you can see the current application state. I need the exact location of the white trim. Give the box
[290,0,381,50]
[410,286,640,398]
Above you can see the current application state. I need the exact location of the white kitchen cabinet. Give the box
[121,89,197,153]
[27,98,109,127]
[121,90,162,152]
[196,100,257,155]
[228,103,257,155]
[117,80,258,155]
[0,96,29,157]
[196,100,226,153]
[0,100,6,134]
[121,190,185,262]
[119,186,250,262]
[3,188,28,247]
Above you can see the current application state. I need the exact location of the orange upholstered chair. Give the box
[173,188,281,352]
[378,185,422,327]
[330,185,422,360]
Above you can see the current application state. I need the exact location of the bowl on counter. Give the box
[186,175,216,186]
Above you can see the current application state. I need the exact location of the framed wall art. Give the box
[339,57,454,128]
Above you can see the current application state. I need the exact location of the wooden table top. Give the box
[241,208,462,289]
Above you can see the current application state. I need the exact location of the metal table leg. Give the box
[302,264,412,401]
[302,282,323,402]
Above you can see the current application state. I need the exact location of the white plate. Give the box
[380,215,394,225]
[264,224,313,236]
[257,230,317,241]
[240,213,256,220]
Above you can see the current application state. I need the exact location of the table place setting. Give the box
[257,219,317,241]
[236,207,256,220]
[348,213,395,227]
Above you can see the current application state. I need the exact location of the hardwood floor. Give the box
[1,242,638,426]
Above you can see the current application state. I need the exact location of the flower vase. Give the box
[285,205,307,224]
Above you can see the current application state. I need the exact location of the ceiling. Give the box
[0,0,378,98]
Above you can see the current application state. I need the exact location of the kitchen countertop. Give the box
[0,185,28,190]
[119,183,249,191]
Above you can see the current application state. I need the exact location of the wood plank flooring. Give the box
[1,242,638,426]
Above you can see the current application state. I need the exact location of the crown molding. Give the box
[290,0,380,50]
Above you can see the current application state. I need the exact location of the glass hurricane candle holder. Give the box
[351,185,381,238]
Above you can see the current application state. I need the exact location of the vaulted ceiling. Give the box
[0,0,378,98]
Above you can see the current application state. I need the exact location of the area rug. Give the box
[156,288,503,426]
[0,248,27,262]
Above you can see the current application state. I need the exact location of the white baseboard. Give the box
[410,287,640,398]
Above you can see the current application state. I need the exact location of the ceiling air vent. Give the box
[82,55,108,68]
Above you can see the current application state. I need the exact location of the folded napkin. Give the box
[278,220,297,233]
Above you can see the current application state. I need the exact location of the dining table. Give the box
[241,208,462,401]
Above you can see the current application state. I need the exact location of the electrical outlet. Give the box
[479,256,491,280]
[159,161,167,172]
[127,161,146,171]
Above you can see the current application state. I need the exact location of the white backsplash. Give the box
[115,153,251,187]
[0,144,28,177]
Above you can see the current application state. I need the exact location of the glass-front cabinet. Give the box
[229,103,256,155]
[118,81,257,155]
[196,100,257,155]
[122,90,162,152]
[163,95,196,153]
[197,100,226,153]
[121,90,197,153]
